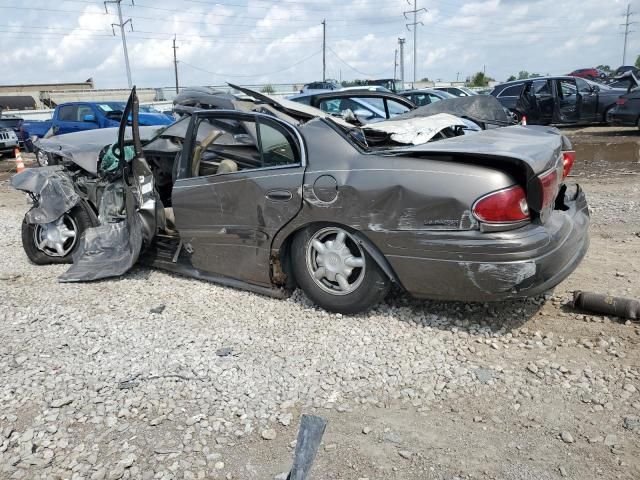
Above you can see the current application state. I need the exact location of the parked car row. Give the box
[490,76,625,125]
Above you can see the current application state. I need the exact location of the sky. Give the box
[0,0,637,89]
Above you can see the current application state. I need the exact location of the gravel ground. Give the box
[1,139,639,480]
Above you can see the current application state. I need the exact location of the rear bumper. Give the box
[607,109,637,126]
[371,184,589,301]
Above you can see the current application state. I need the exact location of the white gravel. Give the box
[1,181,639,479]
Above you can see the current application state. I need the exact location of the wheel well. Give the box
[274,222,404,289]
[603,104,614,121]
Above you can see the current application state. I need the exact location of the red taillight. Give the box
[616,97,627,105]
[562,151,575,179]
[473,185,530,223]
[538,169,559,209]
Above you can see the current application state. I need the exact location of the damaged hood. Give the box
[363,114,468,145]
[391,95,512,126]
[35,126,165,175]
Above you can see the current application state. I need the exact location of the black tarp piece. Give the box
[10,167,80,224]
[390,95,513,126]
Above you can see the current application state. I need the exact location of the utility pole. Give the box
[456,72,460,82]
[105,0,133,88]
[393,48,398,80]
[404,0,426,86]
[173,35,179,94]
[398,37,405,89]
[621,3,635,65]
[322,19,326,82]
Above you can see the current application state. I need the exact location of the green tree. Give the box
[469,71,492,87]
[517,70,530,80]
[261,84,275,94]
[507,75,516,82]
[635,55,640,69]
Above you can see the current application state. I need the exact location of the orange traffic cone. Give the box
[14,147,25,173]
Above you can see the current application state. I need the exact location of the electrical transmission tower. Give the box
[404,0,426,86]
[621,3,635,66]
[105,0,134,88]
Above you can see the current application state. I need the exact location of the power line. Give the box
[178,49,322,80]
[404,0,426,85]
[327,47,387,78]
[104,0,133,88]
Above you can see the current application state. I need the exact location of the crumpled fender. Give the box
[10,167,79,224]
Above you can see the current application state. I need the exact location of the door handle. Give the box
[265,189,292,201]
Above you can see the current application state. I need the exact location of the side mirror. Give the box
[83,114,97,123]
[592,84,600,92]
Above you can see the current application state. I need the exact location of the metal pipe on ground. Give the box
[573,291,640,320]
[287,414,328,480]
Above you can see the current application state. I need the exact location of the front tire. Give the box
[21,203,95,265]
[35,148,58,167]
[291,225,390,314]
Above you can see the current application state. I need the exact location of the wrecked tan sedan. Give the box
[12,87,589,314]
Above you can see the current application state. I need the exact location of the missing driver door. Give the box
[554,78,579,123]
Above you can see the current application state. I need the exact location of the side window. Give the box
[575,78,591,94]
[257,119,298,168]
[386,99,411,116]
[532,80,551,95]
[427,93,443,103]
[318,99,342,114]
[353,97,384,114]
[412,94,430,106]
[77,105,94,122]
[191,116,299,177]
[319,98,380,119]
[294,96,312,106]
[58,105,78,121]
[498,84,524,97]
[558,79,576,98]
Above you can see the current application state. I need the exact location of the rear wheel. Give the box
[508,109,522,123]
[291,225,390,314]
[21,204,95,264]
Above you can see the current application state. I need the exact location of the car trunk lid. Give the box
[387,125,567,222]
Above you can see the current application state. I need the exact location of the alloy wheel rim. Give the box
[33,214,78,257]
[36,150,48,166]
[305,227,365,296]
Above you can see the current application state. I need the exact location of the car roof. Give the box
[494,76,580,89]
[401,88,447,94]
[292,90,413,102]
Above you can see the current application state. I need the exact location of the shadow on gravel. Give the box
[378,291,543,333]
[287,287,544,334]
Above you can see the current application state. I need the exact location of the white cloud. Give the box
[0,0,636,88]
